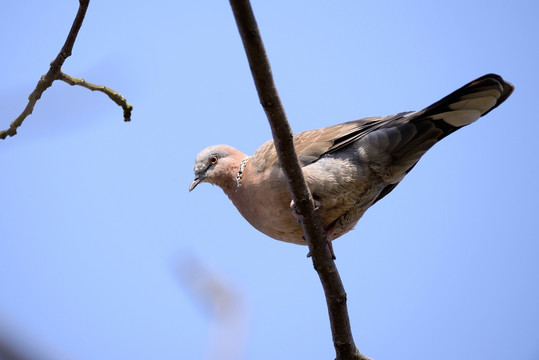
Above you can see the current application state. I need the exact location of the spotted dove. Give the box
[190,74,513,247]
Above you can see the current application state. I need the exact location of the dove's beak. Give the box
[189,175,203,192]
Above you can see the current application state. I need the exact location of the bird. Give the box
[189,74,513,254]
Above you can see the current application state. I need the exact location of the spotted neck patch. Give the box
[235,156,250,190]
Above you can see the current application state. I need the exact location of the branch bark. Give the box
[0,0,132,140]
[228,1,370,359]
[57,72,132,122]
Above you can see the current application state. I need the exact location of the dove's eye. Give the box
[210,155,218,165]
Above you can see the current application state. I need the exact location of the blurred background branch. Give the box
[0,314,73,360]
[177,255,249,360]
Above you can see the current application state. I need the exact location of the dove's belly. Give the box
[230,158,384,245]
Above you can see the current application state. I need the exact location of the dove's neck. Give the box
[214,152,248,199]
[235,156,250,189]
[222,156,251,203]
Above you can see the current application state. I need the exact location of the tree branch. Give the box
[0,0,131,140]
[57,72,132,122]
[228,1,370,359]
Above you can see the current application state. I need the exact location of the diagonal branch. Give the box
[228,1,371,359]
[0,0,131,140]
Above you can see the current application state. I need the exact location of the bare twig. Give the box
[228,1,370,359]
[57,72,132,122]
[0,0,131,140]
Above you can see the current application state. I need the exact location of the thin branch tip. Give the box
[58,72,133,122]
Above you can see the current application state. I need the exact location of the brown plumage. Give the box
[190,74,513,245]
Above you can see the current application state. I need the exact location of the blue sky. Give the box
[1,1,538,359]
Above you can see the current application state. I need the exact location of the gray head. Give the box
[189,145,247,193]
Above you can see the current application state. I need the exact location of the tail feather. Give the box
[370,73,513,203]
[412,73,514,129]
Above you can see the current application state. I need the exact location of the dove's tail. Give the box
[410,73,514,133]
[369,74,514,203]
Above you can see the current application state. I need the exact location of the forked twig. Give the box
[0,0,131,140]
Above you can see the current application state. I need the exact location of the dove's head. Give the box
[189,145,248,195]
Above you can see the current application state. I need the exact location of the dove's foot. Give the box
[304,236,336,260]
[290,198,320,223]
